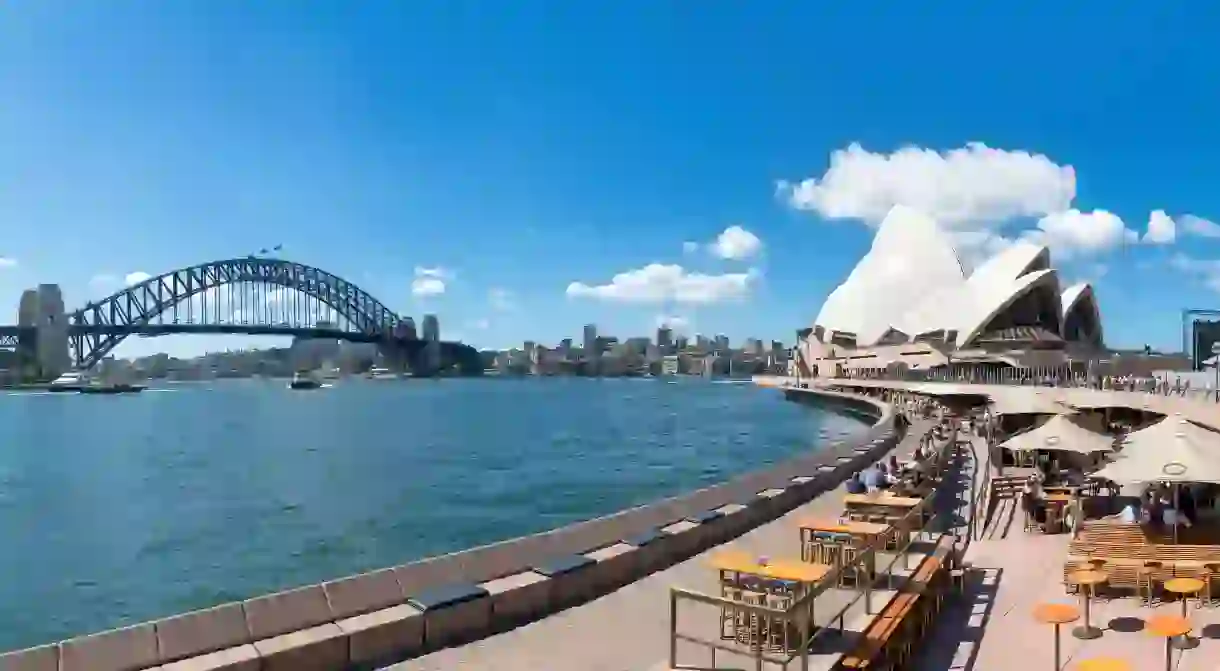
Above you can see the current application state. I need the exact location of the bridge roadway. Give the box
[388,415,949,671]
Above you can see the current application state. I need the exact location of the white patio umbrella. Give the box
[1094,415,1220,543]
[1095,416,1220,485]
[999,413,1115,455]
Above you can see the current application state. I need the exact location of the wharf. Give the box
[389,418,960,671]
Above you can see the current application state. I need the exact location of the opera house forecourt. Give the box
[793,205,1106,379]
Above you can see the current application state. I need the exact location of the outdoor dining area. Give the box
[667,421,961,671]
[990,409,1220,670]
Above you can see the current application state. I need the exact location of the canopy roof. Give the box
[999,413,1114,454]
[1094,415,1220,484]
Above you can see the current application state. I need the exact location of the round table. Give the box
[1068,569,1107,640]
[1147,615,1192,671]
[1033,603,1080,671]
[1164,577,1204,617]
[1075,658,1131,671]
[1163,577,1203,648]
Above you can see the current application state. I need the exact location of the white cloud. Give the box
[778,142,1076,226]
[0,257,16,268]
[682,241,700,254]
[1171,254,1220,292]
[412,266,450,298]
[125,271,152,285]
[470,318,491,330]
[1182,215,1220,239]
[1144,210,1177,244]
[488,287,514,311]
[711,225,763,260]
[1023,209,1138,259]
[566,263,758,305]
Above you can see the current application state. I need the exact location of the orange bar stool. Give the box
[1147,614,1191,671]
[1033,603,1080,671]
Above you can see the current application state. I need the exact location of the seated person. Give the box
[1022,476,1047,525]
[861,465,885,493]
[845,472,867,495]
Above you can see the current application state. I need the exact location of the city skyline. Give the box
[1,4,1219,359]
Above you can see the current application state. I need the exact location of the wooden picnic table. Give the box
[843,493,923,508]
[797,519,890,578]
[709,551,832,584]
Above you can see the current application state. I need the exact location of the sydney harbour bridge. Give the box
[0,257,484,375]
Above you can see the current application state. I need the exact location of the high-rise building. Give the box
[675,335,689,351]
[656,326,672,351]
[583,324,598,358]
[422,314,440,342]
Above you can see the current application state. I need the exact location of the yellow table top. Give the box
[709,551,831,583]
[843,493,922,508]
[1032,602,1080,625]
[1074,657,1131,671]
[1164,577,1205,594]
[798,519,890,535]
[1067,569,1108,586]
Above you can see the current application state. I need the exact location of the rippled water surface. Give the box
[0,377,861,650]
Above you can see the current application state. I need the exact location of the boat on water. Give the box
[79,382,146,395]
[366,366,398,380]
[47,372,88,392]
[288,371,323,390]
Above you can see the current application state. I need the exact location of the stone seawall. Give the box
[0,386,896,671]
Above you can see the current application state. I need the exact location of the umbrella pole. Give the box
[1174,483,1180,545]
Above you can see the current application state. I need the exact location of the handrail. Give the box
[969,425,993,541]
[667,429,954,671]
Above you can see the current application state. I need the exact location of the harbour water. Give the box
[0,377,860,650]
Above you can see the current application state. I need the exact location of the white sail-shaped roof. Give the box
[810,207,1099,349]
[813,205,966,345]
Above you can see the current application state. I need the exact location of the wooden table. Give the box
[1074,658,1130,671]
[709,551,831,585]
[1164,577,1205,618]
[1147,615,1191,671]
[1067,570,1106,640]
[1033,603,1080,671]
[797,519,889,576]
[843,493,922,523]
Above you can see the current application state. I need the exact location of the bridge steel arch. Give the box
[69,258,416,369]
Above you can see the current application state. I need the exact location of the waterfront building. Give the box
[655,326,672,351]
[421,314,440,342]
[795,205,1106,378]
[582,324,597,357]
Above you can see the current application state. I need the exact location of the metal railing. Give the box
[667,439,954,671]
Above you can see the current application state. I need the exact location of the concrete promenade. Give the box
[387,419,945,671]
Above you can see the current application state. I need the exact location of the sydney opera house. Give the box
[793,206,1105,378]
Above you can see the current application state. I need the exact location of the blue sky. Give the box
[0,2,1218,357]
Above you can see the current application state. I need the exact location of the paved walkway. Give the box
[389,420,944,671]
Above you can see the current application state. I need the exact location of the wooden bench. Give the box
[1065,522,1220,591]
[839,536,955,669]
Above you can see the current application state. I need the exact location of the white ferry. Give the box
[47,372,88,392]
